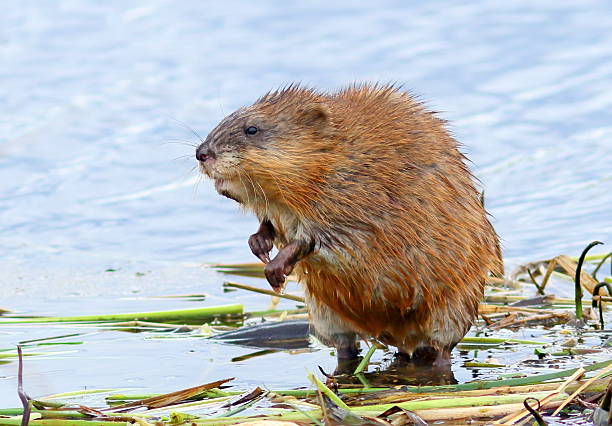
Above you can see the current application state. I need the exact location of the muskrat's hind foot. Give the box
[334,356,361,375]
[389,352,457,385]
[332,340,360,375]
[336,341,359,360]
[432,349,452,368]
[407,346,452,367]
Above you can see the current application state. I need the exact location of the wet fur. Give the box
[201,84,502,357]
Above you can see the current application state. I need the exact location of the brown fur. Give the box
[199,83,502,356]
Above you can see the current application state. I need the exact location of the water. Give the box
[1,0,611,407]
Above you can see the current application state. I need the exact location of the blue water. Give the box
[1,0,611,407]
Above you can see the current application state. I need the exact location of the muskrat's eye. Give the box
[245,126,258,136]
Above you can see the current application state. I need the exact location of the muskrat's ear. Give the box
[297,102,329,129]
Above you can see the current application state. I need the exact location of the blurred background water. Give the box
[1,0,611,406]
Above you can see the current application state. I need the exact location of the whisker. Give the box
[265,170,290,207]
[165,114,206,143]
[184,165,198,182]
[177,164,197,184]
[173,154,194,161]
[253,178,269,213]
[164,139,199,148]
[236,171,252,206]
[193,173,204,196]
[249,173,269,212]
[239,165,268,213]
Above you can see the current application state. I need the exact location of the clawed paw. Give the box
[248,232,274,264]
[264,256,294,292]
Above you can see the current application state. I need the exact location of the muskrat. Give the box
[196,84,502,365]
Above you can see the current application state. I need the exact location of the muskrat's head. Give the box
[196,86,334,207]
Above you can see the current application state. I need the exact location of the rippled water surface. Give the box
[1,0,611,407]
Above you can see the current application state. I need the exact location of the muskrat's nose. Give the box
[196,145,215,162]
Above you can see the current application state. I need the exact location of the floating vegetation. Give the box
[0,305,243,325]
[3,358,612,425]
[0,242,611,424]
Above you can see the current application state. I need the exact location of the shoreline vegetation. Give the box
[1,242,610,425]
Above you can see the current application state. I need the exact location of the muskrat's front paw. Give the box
[264,257,292,291]
[248,232,273,263]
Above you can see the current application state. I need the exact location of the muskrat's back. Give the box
[197,84,502,364]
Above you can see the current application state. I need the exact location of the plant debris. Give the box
[1,243,610,424]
